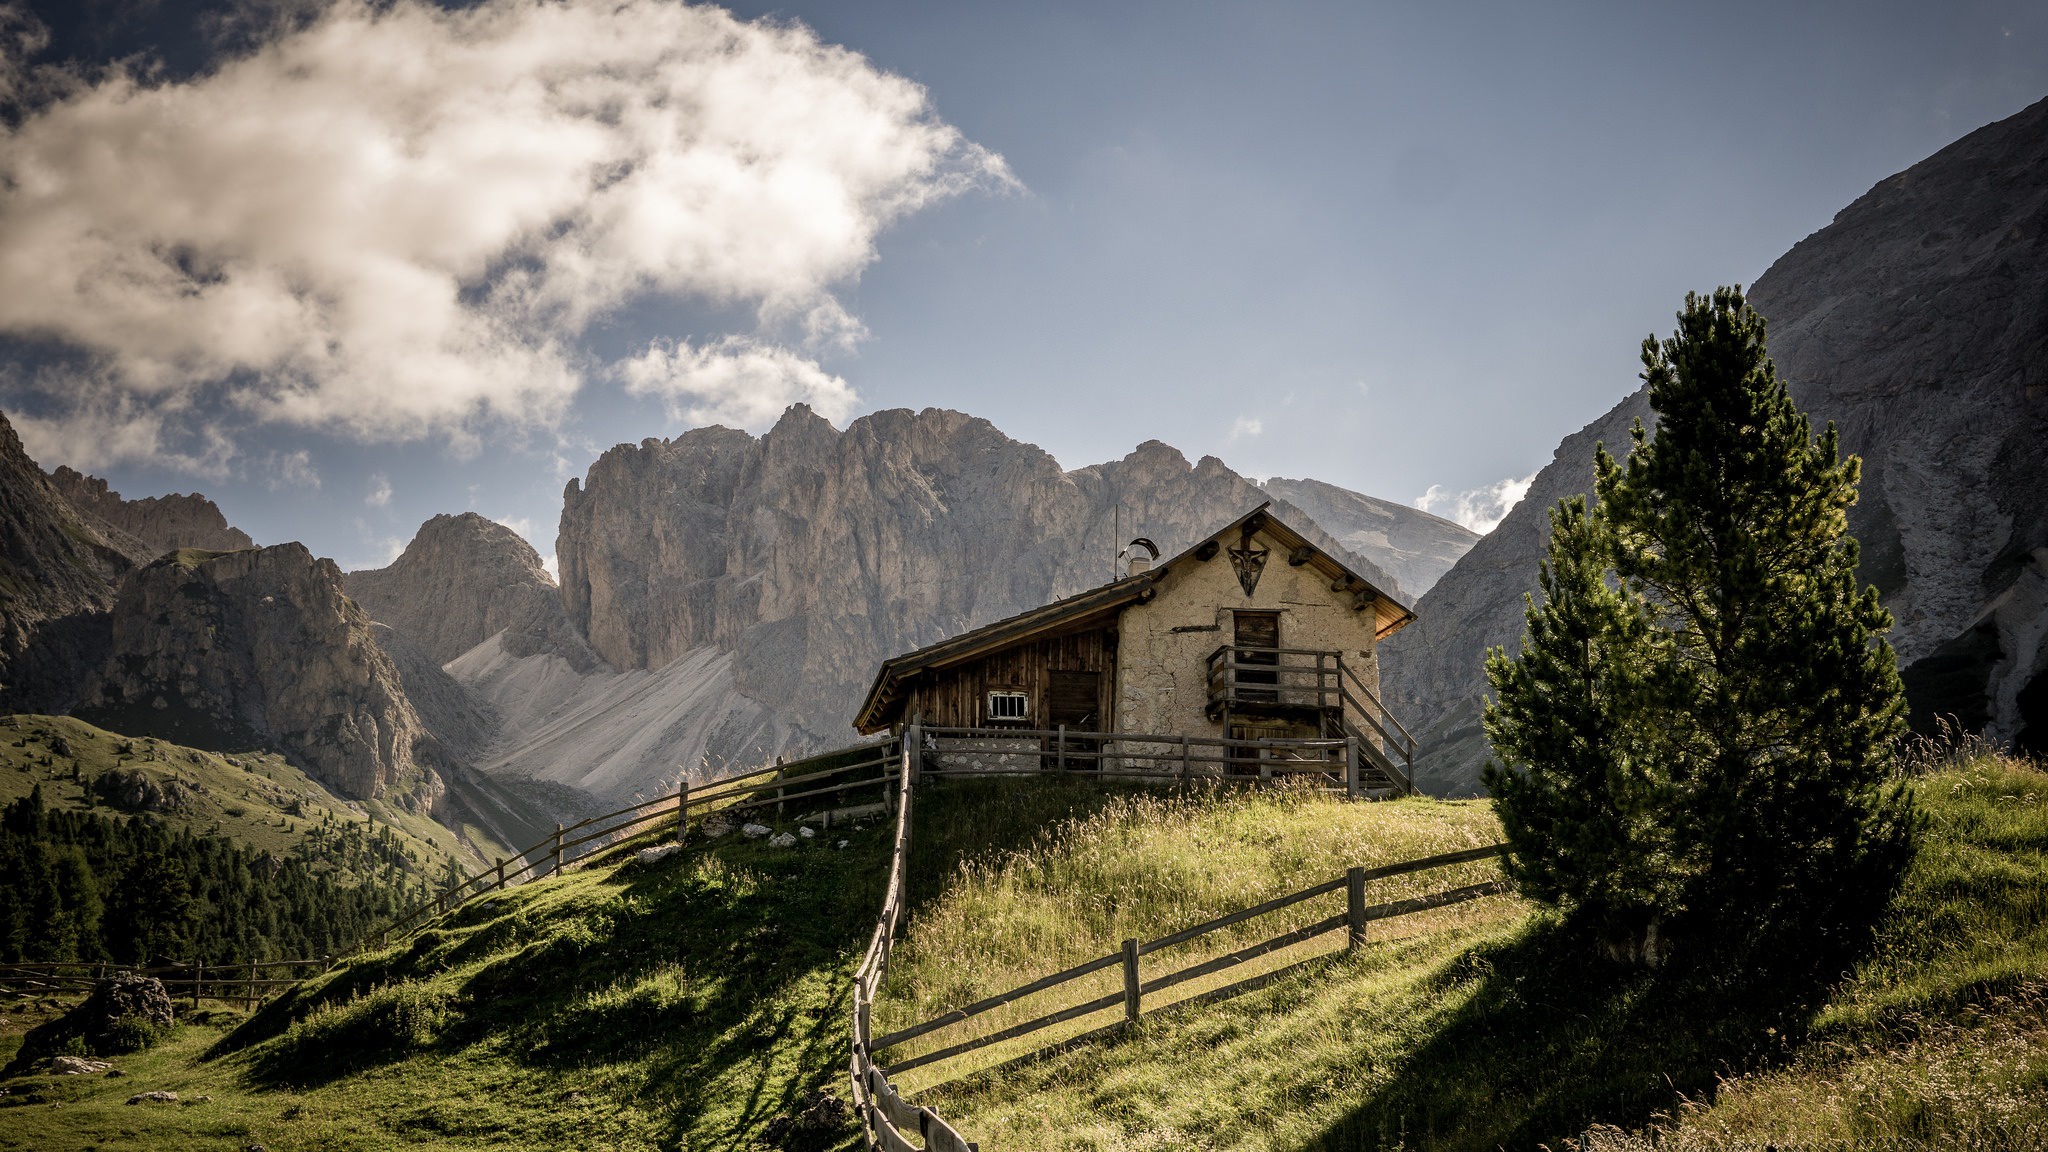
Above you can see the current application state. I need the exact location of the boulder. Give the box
[7,972,174,1072]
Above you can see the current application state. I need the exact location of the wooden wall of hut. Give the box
[905,627,1116,731]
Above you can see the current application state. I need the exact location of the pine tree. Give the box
[1483,497,1684,962]
[1486,287,1917,961]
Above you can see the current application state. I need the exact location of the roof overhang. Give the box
[852,574,1159,733]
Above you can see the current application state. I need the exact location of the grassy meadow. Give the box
[0,751,2043,1150]
[0,713,484,883]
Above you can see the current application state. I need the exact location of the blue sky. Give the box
[3,0,2044,570]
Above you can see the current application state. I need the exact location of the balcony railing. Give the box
[1205,645,1345,712]
[1203,644,1418,795]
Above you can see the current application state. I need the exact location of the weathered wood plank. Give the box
[883,990,1127,1075]
[1137,877,1346,956]
[1139,913,1347,997]
[871,950,1124,1050]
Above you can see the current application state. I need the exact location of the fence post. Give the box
[551,823,564,877]
[1057,724,1066,773]
[674,783,690,843]
[495,857,506,891]
[192,961,202,1010]
[247,959,257,1010]
[1345,736,1361,801]
[1347,866,1367,950]
[1122,938,1141,1024]
[907,721,923,788]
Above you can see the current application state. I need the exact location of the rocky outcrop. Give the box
[1385,94,2048,792]
[1261,477,1479,598]
[543,407,1401,799]
[47,466,254,557]
[7,973,173,1071]
[369,623,499,764]
[81,544,441,807]
[0,410,139,710]
[346,513,599,670]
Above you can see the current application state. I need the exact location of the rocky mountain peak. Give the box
[83,542,442,808]
[0,410,139,707]
[551,405,1402,780]
[1260,476,1480,597]
[347,512,600,672]
[47,466,255,557]
[1385,94,2048,792]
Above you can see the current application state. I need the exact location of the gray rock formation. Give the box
[368,623,499,764]
[1384,93,2048,793]
[346,513,598,670]
[81,544,442,808]
[0,410,139,710]
[540,406,1401,800]
[1261,477,1479,598]
[47,466,255,556]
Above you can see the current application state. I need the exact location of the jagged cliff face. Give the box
[554,406,1402,774]
[47,466,255,556]
[82,544,441,808]
[1385,94,2048,793]
[346,512,599,671]
[1260,477,1479,598]
[0,412,139,709]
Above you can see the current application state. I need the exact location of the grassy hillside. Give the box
[0,798,898,1151]
[880,781,1519,1148]
[885,758,2048,1151]
[2,757,2042,1151]
[0,714,488,884]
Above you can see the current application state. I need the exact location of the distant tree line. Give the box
[0,786,419,966]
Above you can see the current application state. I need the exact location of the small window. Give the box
[986,691,1029,722]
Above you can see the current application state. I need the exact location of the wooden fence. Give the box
[851,725,982,1152]
[0,958,332,1009]
[0,740,904,1011]
[871,843,1509,1084]
[917,725,1410,797]
[370,737,905,948]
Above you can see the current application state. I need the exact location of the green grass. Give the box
[1575,753,2048,1152]
[0,804,894,1151]
[3,758,2043,1151]
[876,758,2048,1152]
[881,779,1521,1149]
[0,713,484,883]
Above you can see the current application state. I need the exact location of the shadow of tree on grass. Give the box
[1308,916,1867,1152]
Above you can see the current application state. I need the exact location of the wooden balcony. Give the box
[1204,644,1419,795]
[1205,644,1344,715]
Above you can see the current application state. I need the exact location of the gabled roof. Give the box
[1179,502,1415,639]
[851,503,1414,733]
[852,573,1160,733]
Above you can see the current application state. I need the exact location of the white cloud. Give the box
[1229,415,1263,440]
[538,553,559,583]
[260,449,320,490]
[0,0,1010,465]
[1416,472,1536,534]
[365,472,392,507]
[620,336,857,430]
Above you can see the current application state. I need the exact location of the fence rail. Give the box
[1,741,908,1014]
[368,739,903,948]
[0,958,334,1008]
[917,724,1410,797]
[870,843,1509,1081]
[851,724,982,1152]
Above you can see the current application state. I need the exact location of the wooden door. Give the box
[1048,670,1101,730]
[1234,611,1280,702]
[1046,669,1101,770]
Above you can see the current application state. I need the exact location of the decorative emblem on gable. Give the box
[1228,531,1269,596]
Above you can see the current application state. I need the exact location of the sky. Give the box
[1,0,2044,572]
